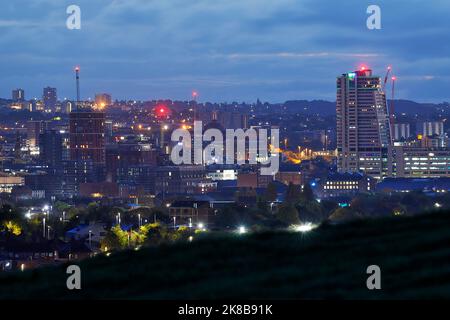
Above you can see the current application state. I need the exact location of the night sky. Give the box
[1,0,449,102]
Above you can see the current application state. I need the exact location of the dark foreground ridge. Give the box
[2,211,450,299]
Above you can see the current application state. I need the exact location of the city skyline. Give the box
[0,0,449,102]
[2,0,450,303]
[3,64,448,105]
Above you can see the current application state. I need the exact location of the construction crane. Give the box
[383,66,392,91]
[382,65,395,143]
[390,76,397,144]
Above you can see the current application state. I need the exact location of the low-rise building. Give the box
[0,175,24,193]
[388,146,450,178]
[237,172,273,188]
[319,173,376,198]
[275,171,303,186]
[376,177,450,193]
[79,182,119,198]
[169,200,212,226]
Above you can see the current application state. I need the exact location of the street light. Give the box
[293,223,316,233]
[238,226,247,234]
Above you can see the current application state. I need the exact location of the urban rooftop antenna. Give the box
[192,90,198,121]
[75,66,80,110]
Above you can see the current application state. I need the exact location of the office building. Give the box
[106,141,158,183]
[388,146,450,178]
[43,87,57,111]
[27,120,49,147]
[12,89,25,101]
[105,120,113,143]
[39,130,63,170]
[61,100,74,114]
[69,110,106,165]
[154,165,206,196]
[200,110,249,130]
[95,93,112,108]
[336,68,391,179]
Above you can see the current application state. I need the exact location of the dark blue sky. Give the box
[1,0,449,103]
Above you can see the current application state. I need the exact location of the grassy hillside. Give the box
[2,211,450,299]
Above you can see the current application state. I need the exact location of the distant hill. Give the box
[0,98,447,118]
[283,100,336,116]
[2,211,450,299]
[282,99,449,116]
[0,98,12,108]
[389,99,449,116]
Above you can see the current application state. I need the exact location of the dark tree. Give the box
[264,182,278,202]
[285,183,302,204]
[276,205,300,225]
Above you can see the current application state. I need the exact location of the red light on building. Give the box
[155,105,170,118]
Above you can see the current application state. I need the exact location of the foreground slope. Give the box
[2,211,450,299]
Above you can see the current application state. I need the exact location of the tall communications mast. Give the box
[75,66,80,110]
